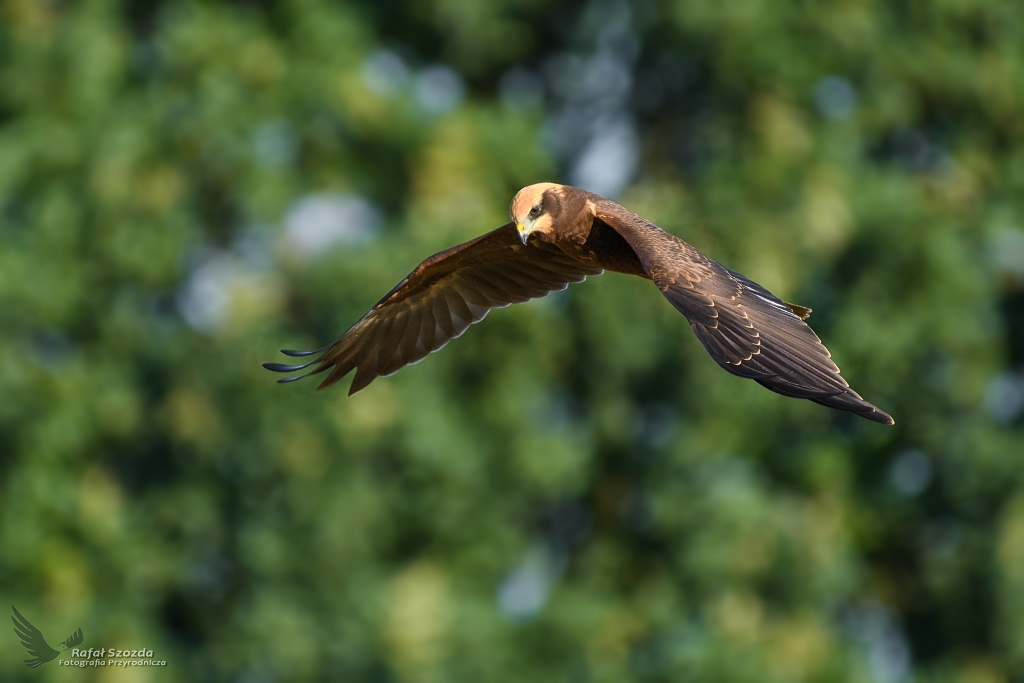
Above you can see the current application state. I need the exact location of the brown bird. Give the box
[265,183,893,424]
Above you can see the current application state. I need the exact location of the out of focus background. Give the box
[2,0,1023,681]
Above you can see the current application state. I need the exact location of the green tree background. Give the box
[2,0,1023,681]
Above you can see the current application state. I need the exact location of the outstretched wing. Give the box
[62,627,84,649]
[265,222,602,394]
[11,606,60,668]
[592,200,893,424]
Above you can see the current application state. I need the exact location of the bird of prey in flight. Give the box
[265,183,893,424]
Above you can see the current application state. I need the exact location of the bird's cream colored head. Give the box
[510,182,561,244]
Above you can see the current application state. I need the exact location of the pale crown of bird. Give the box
[511,182,560,243]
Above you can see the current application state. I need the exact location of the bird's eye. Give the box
[529,205,541,218]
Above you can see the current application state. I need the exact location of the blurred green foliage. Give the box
[2,0,1024,681]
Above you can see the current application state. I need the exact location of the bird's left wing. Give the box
[591,199,893,424]
[265,222,602,394]
[11,606,59,668]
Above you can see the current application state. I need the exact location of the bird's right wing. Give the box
[265,222,602,394]
[11,606,59,668]
[591,200,893,424]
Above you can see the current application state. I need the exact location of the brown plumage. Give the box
[266,183,893,425]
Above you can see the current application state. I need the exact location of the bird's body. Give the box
[266,183,893,424]
[539,213,648,277]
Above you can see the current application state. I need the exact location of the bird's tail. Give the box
[784,302,812,320]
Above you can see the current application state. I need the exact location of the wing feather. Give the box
[443,286,476,325]
[378,305,412,377]
[396,307,423,368]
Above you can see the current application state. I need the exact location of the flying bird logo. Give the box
[11,606,84,668]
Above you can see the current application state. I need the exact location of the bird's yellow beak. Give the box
[516,222,529,244]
